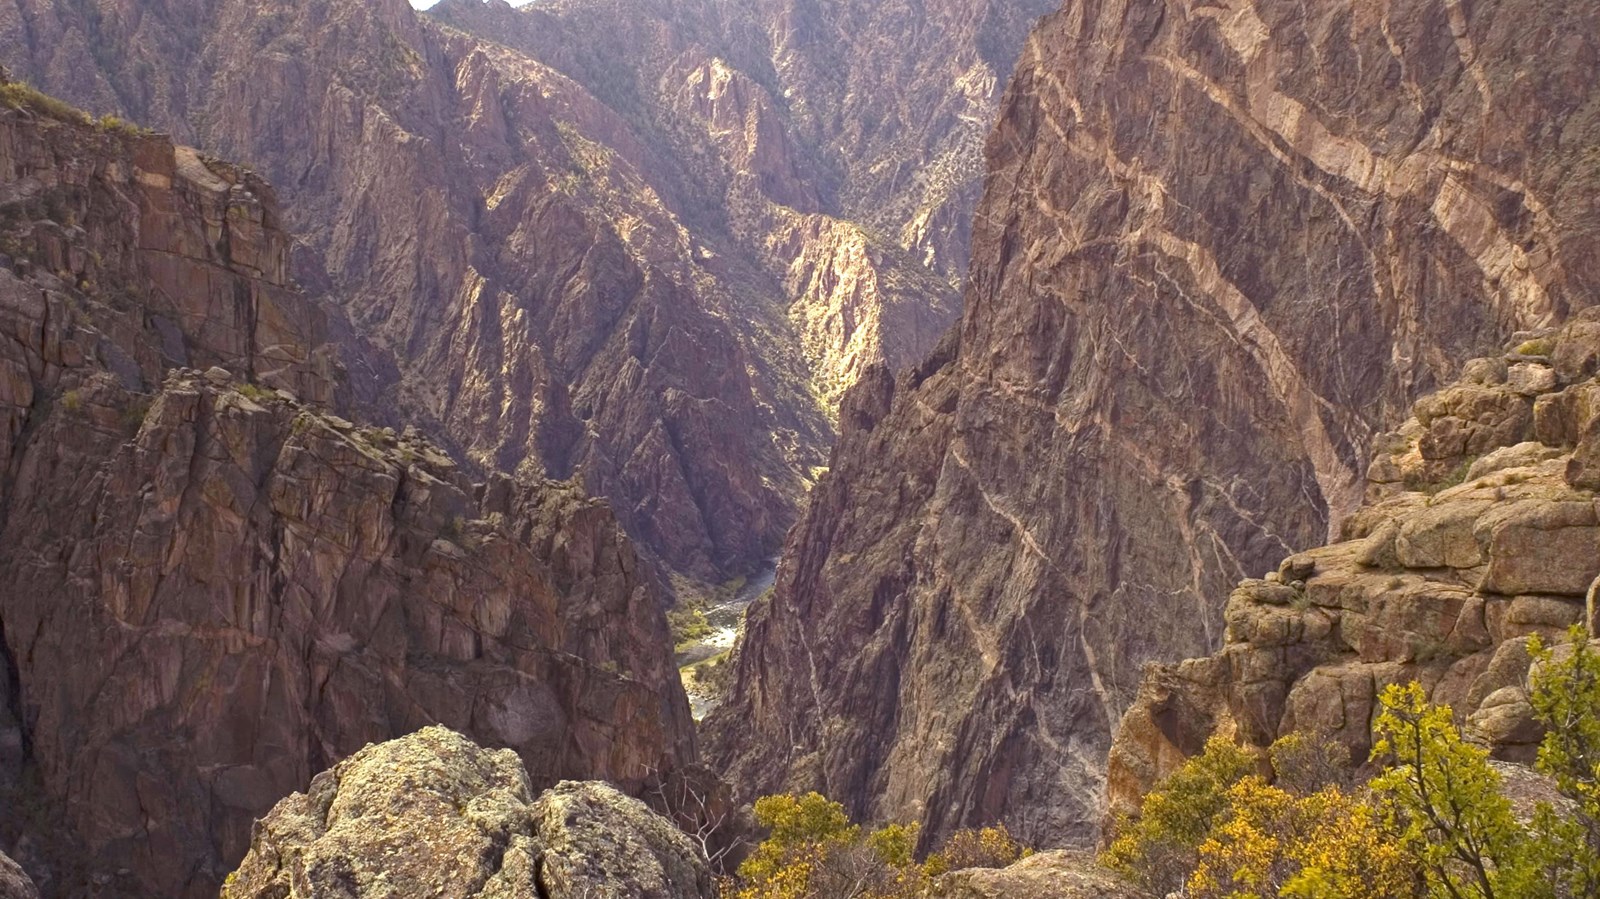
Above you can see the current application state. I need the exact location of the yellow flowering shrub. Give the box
[1187,777,1413,899]
[1103,734,1258,893]
[921,824,1027,877]
[726,793,1030,898]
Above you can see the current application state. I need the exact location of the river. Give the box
[679,561,778,719]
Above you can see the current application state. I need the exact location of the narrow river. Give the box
[679,561,778,719]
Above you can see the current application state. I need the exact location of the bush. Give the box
[669,602,714,648]
[1188,777,1413,899]
[1103,734,1257,893]
[0,82,90,124]
[1107,643,1600,899]
[727,794,1029,899]
[921,824,1025,877]
[1268,731,1351,795]
[1529,628,1600,897]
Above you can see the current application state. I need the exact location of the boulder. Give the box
[1478,502,1600,596]
[1467,687,1543,762]
[929,851,1150,899]
[223,727,715,899]
[0,853,36,899]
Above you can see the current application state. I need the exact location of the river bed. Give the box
[679,562,777,719]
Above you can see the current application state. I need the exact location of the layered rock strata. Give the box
[224,727,715,899]
[707,0,1600,849]
[0,97,692,898]
[432,0,1056,401]
[0,0,825,585]
[1108,315,1600,815]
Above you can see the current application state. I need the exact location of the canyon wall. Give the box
[0,0,1057,586]
[1109,314,1600,817]
[707,0,1600,848]
[0,96,693,899]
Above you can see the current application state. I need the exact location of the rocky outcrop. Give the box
[224,727,715,899]
[707,0,1600,850]
[1108,315,1600,816]
[0,97,693,898]
[930,851,1149,899]
[0,853,36,899]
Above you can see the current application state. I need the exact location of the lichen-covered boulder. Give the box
[223,727,714,899]
[929,851,1150,899]
[0,852,37,899]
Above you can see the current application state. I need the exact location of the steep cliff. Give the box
[431,0,1054,401]
[707,0,1600,849]
[0,0,822,585]
[1108,314,1600,817]
[0,94,693,898]
[0,0,1052,585]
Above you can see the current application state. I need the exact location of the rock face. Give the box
[431,0,1055,401]
[930,851,1149,899]
[0,97,693,898]
[0,0,1053,585]
[1107,315,1600,817]
[0,853,37,899]
[706,0,1600,850]
[225,727,715,899]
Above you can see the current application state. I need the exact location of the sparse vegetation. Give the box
[0,81,90,124]
[1516,338,1557,358]
[724,792,1027,899]
[97,113,149,136]
[236,382,273,403]
[1105,636,1600,898]
[669,601,714,649]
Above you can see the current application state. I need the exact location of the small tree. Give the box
[1187,776,1415,899]
[1102,734,1258,893]
[1370,683,1547,899]
[1529,628,1600,896]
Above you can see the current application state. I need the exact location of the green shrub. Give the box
[668,602,714,648]
[236,382,273,403]
[1516,338,1556,357]
[0,82,90,124]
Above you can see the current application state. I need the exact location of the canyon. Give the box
[706,0,1600,852]
[1,0,1599,894]
[0,0,1052,592]
[0,95,692,898]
